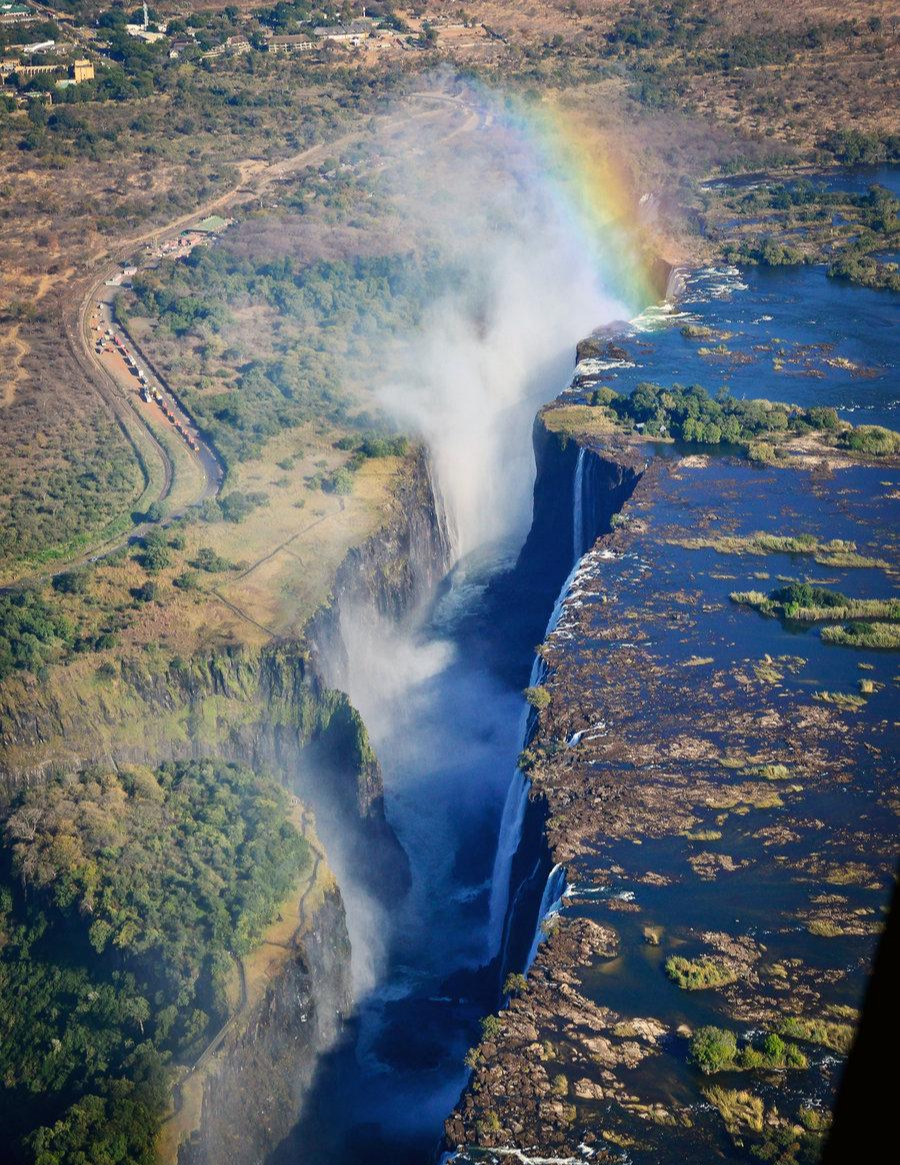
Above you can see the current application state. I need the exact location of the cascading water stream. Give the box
[525,862,567,970]
[486,449,591,959]
[572,447,586,562]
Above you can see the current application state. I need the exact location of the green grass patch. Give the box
[779,1016,854,1054]
[821,622,900,650]
[677,533,886,568]
[813,690,868,710]
[702,1086,764,1136]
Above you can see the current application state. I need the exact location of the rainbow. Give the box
[481,89,666,314]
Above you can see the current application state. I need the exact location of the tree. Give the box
[690,1025,738,1074]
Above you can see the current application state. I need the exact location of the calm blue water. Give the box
[703,162,900,198]
[572,260,899,429]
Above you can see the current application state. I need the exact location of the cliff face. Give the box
[484,417,644,684]
[0,450,451,895]
[180,887,351,1165]
[308,447,452,667]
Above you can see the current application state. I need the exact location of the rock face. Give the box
[181,888,351,1165]
[308,447,452,662]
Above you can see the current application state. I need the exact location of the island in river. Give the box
[445,369,898,1162]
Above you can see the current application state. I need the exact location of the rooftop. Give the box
[194,215,228,233]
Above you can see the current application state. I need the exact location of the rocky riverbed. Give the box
[445,424,898,1164]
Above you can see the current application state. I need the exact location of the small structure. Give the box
[264,34,316,54]
[169,35,194,58]
[0,4,36,25]
[313,20,373,46]
[72,58,94,82]
[13,61,61,79]
[201,35,250,60]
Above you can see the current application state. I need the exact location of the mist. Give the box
[314,81,630,992]
[372,82,626,561]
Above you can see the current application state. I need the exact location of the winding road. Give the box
[3,90,477,594]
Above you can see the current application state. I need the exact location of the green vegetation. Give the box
[480,1014,503,1041]
[524,685,552,710]
[664,955,738,990]
[812,689,868,710]
[730,583,899,624]
[843,425,900,457]
[0,408,144,576]
[703,1085,764,1136]
[690,1026,807,1075]
[0,589,75,681]
[676,532,889,569]
[680,532,848,557]
[128,248,448,466]
[820,622,900,650]
[503,973,528,997]
[828,250,900,294]
[591,380,845,448]
[0,759,310,1162]
[779,1016,854,1054]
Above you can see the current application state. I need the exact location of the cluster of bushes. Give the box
[665,955,738,990]
[594,381,842,448]
[0,759,309,1162]
[723,237,807,268]
[828,250,900,293]
[0,589,76,681]
[195,489,269,525]
[690,1026,807,1075]
[822,129,900,167]
[843,425,900,456]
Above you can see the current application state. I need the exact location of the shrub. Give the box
[844,425,900,456]
[503,973,528,996]
[52,570,91,595]
[218,490,269,523]
[192,547,232,572]
[480,1014,503,1040]
[140,543,171,572]
[330,467,354,496]
[524,685,552,710]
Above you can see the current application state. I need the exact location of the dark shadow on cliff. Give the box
[822,866,900,1163]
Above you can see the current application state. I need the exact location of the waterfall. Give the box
[525,862,567,971]
[486,773,531,949]
[485,549,583,956]
[572,447,585,563]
